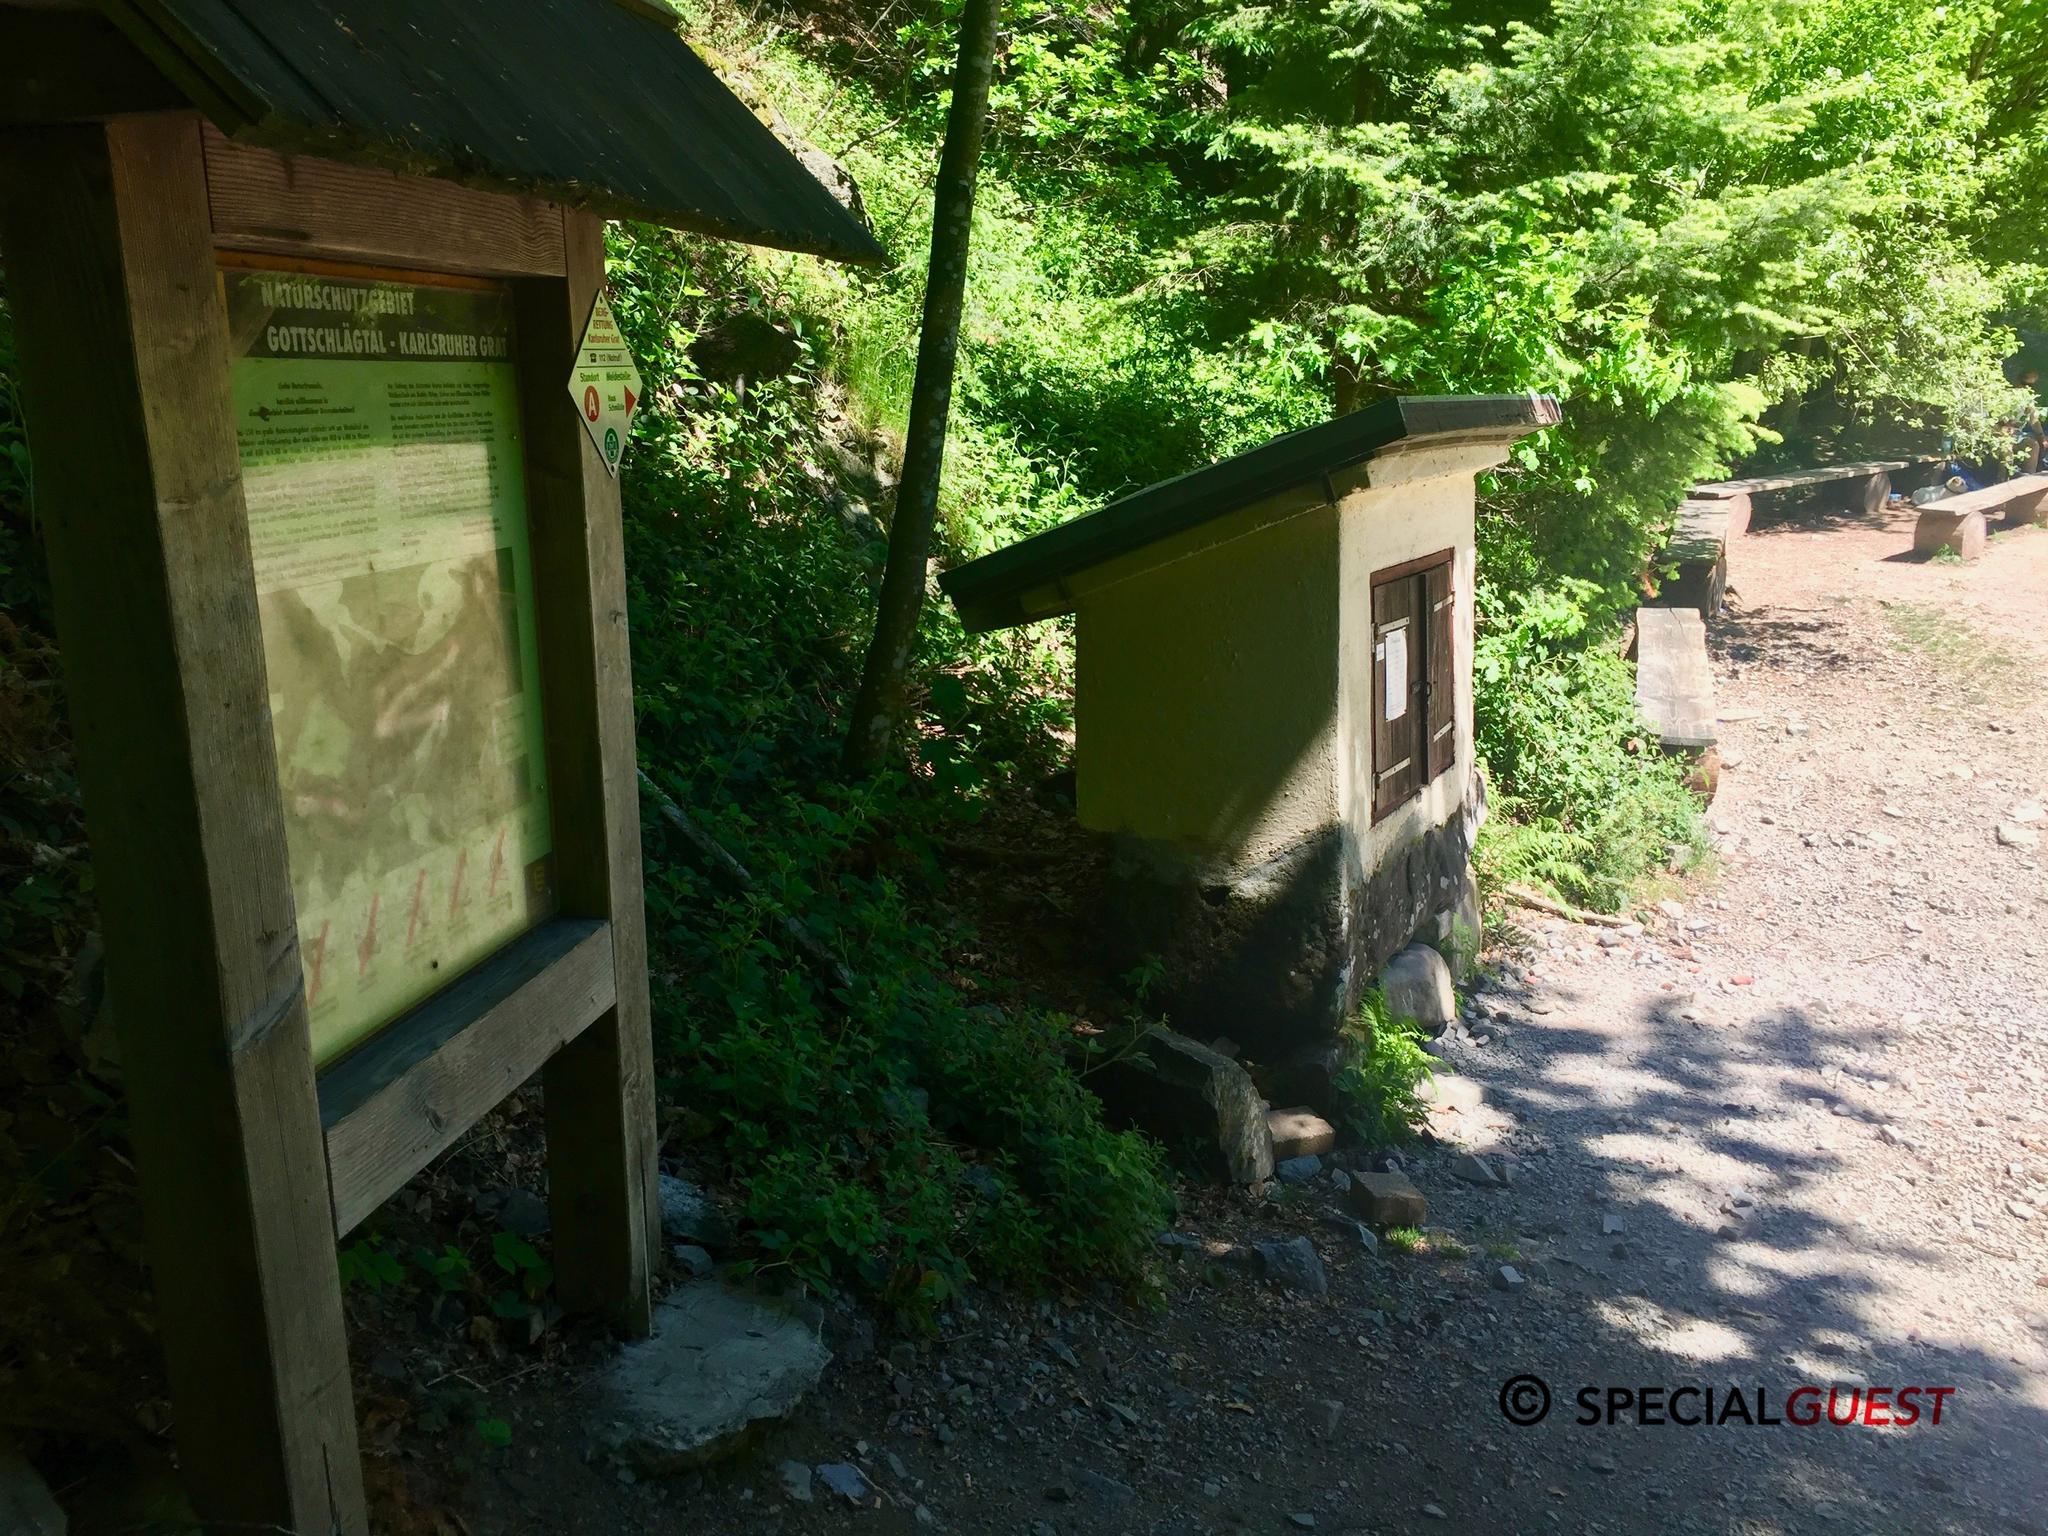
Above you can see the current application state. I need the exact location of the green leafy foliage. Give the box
[725,0,2048,911]
[603,221,1171,1312]
[1472,583,1706,907]
[1333,990,1437,1148]
[340,1239,407,1294]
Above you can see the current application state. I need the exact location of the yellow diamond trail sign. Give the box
[566,291,643,478]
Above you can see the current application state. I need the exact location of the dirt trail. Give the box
[459,502,2048,1536]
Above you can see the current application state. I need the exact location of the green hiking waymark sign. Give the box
[567,290,643,477]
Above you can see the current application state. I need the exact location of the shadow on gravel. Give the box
[1708,614,1863,678]
[1744,503,1900,537]
[1451,963,2048,1536]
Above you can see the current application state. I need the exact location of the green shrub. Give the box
[1334,990,1437,1149]
[1473,584,1705,910]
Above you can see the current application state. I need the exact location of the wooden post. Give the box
[0,114,366,1531]
[515,211,659,1335]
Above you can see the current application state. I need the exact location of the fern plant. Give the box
[1334,988,1438,1149]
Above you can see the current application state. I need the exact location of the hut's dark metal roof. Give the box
[95,0,887,264]
[940,393,1561,633]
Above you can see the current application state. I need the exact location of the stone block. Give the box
[1268,1105,1338,1160]
[1378,944,1456,1035]
[1346,1170,1427,1227]
[600,1282,829,1473]
[1913,507,1986,560]
[1089,1026,1275,1184]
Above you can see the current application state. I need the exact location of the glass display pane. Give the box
[224,264,555,1066]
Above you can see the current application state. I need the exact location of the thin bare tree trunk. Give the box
[842,0,1000,775]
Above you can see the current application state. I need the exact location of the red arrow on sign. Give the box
[624,385,638,415]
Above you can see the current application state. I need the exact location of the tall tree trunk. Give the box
[842,0,1001,775]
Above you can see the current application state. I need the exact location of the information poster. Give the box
[1382,626,1409,722]
[225,266,555,1066]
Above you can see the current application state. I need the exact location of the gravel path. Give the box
[454,501,2048,1536]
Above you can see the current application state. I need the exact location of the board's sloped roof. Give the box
[98,0,887,264]
[940,394,1561,633]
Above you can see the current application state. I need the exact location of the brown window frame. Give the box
[1370,547,1457,824]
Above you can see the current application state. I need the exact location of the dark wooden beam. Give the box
[515,210,659,1336]
[0,9,187,125]
[0,111,366,1532]
[203,122,569,279]
[319,919,618,1236]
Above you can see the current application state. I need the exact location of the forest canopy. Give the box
[745,0,2044,896]
[850,0,2042,601]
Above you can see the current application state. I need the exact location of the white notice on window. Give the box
[1383,626,1409,721]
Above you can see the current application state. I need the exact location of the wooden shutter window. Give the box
[1425,560,1456,781]
[1371,576,1424,821]
[1370,549,1455,823]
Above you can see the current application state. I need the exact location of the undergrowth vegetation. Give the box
[1332,992,1437,1150]
[1472,585,1707,908]
[605,227,1170,1308]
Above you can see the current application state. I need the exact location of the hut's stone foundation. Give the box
[1099,774,1485,1064]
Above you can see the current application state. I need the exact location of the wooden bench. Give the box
[1657,498,1740,616]
[1653,460,1928,617]
[1634,607,1717,753]
[1697,459,1916,516]
[1912,472,2048,559]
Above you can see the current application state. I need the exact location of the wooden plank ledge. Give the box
[319,917,616,1235]
[1654,500,1737,616]
[1698,460,1910,495]
[203,123,567,278]
[1635,606,1718,752]
[1665,499,1734,562]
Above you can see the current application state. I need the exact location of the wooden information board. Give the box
[4,0,882,1522]
[225,263,558,1062]
[0,115,657,1534]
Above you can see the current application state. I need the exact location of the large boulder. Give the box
[1254,1035,1361,1121]
[1378,944,1456,1036]
[689,311,803,388]
[1097,776,1487,1059]
[0,1436,64,1536]
[599,1282,829,1473]
[1089,1026,1274,1184]
[1435,869,1482,980]
[792,142,868,224]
